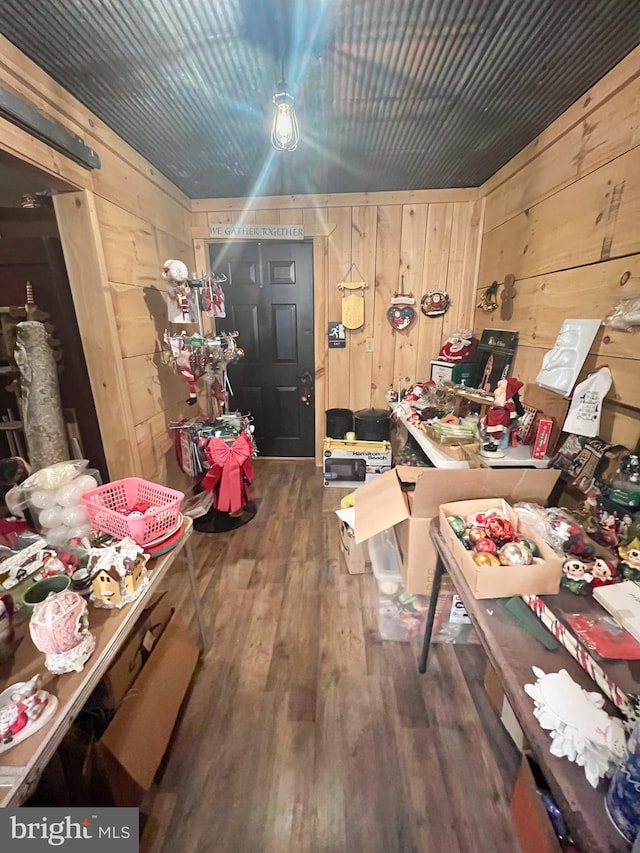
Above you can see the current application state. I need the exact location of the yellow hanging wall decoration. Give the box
[337,264,369,330]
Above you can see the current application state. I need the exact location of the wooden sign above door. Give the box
[209,223,304,240]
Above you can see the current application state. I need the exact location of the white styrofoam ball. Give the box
[38,506,64,529]
[72,474,98,496]
[55,483,81,507]
[75,524,93,538]
[30,488,57,509]
[46,524,71,547]
[61,505,90,528]
[5,487,25,518]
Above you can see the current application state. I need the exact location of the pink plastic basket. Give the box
[81,478,184,546]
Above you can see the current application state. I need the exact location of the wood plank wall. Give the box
[192,192,483,461]
[474,45,640,450]
[0,36,196,489]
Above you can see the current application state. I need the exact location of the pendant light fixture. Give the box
[271,60,299,151]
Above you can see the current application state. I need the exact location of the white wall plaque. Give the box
[208,223,304,240]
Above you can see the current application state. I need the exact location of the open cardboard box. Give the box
[354,466,560,595]
[440,498,563,599]
[337,518,371,574]
[93,611,199,806]
[101,591,174,709]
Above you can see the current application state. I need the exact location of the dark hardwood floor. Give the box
[142,459,522,853]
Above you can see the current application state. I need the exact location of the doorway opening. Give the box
[0,152,107,496]
[208,239,315,458]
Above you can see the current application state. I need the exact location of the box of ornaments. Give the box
[440,498,563,599]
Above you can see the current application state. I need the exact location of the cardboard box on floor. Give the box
[354,466,560,595]
[338,518,370,574]
[101,591,174,709]
[93,611,199,807]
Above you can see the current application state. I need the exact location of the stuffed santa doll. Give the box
[437,328,478,363]
[482,378,524,450]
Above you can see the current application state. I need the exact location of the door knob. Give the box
[299,370,313,405]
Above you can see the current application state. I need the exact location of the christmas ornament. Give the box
[499,541,534,566]
[447,515,467,537]
[420,289,450,317]
[485,516,516,543]
[472,552,501,567]
[477,281,499,312]
[518,538,540,558]
[468,527,486,544]
[475,537,497,554]
[466,509,506,527]
[387,275,417,331]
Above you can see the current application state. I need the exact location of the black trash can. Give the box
[325,408,354,439]
[354,408,391,442]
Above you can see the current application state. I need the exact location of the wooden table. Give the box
[0,519,206,807]
[420,520,628,853]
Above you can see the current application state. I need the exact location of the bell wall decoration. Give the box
[478,281,499,312]
[387,275,417,331]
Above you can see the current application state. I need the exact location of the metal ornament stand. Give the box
[188,276,214,421]
[163,274,256,534]
[164,275,243,422]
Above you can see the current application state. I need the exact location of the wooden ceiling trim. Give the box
[191,187,480,213]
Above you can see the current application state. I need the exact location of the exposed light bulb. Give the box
[271,85,299,151]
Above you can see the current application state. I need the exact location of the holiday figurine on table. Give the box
[574,491,600,537]
[480,378,524,457]
[438,328,478,363]
[561,557,593,595]
[590,556,619,588]
[618,538,640,581]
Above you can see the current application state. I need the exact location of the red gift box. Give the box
[532,417,553,460]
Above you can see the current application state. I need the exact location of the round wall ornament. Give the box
[420,289,450,317]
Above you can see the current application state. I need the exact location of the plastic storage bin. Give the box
[368,528,429,641]
[369,528,403,593]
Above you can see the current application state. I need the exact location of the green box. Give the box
[430,360,474,385]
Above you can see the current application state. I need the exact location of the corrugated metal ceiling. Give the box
[1,0,639,198]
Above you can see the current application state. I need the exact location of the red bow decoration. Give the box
[202,434,253,514]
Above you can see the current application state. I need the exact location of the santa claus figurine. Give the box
[481,377,524,456]
[437,328,478,363]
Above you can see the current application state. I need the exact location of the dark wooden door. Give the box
[208,240,315,457]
